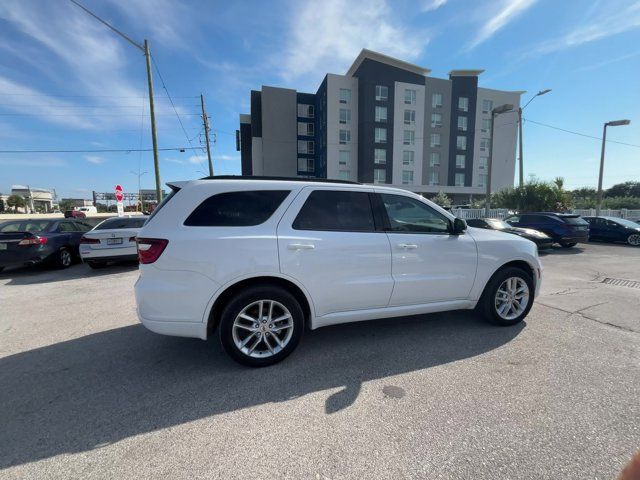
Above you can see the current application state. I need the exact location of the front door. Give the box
[277,188,394,317]
[378,192,477,306]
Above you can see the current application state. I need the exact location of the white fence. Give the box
[451,208,512,219]
[571,209,640,220]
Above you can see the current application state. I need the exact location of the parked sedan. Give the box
[504,213,589,248]
[583,216,640,246]
[466,218,553,249]
[80,216,148,268]
[0,219,92,272]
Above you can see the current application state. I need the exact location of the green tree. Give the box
[492,178,571,212]
[58,200,75,212]
[6,194,26,212]
[605,181,640,198]
[0,195,4,212]
[431,191,452,208]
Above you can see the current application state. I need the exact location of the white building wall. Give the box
[392,81,425,187]
[326,74,359,181]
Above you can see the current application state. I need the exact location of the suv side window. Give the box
[380,194,450,234]
[184,190,290,227]
[293,190,375,232]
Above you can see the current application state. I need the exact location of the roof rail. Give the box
[198,175,361,185]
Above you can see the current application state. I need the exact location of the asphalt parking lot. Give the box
[1,243,639,479]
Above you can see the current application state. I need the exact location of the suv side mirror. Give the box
[452,218,467,235]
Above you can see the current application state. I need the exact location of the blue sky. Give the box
[0,0,638,198]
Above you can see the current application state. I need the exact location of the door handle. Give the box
[288,243,315,250]
[397,243,418,249]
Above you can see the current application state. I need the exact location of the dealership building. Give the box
[238,49,523,202]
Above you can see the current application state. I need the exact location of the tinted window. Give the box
[381,194,450,233]
[505,215,520,223]
[562,216,588,226]
[95,217,147,230]
[0,221,51,232]
[74,221,94,232]
[293,190,374,232]
[465,219,486,228]
[57,222,78,232]
[185,190,290,227]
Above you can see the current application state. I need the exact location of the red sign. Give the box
[115,184,124,202]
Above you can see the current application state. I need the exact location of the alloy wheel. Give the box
[60,250,72,267]
[494,277,530,320]
[628,234,640,246]
[232,300,294,358]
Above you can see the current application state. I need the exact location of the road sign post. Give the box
[115,185,124,217]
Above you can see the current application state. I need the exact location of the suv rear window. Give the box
[562,216,588,226]
[293,190,374,232]
[184,190,290,227]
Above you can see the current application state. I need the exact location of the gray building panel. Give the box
[261,86,297,177]
[448,75,478,186]
[423,77,451,186]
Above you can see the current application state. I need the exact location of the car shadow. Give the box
[0,311,524,469]
[0,262,138,286]
[539,245,585,256]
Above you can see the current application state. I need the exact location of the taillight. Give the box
[18,236,47,246]
[136,238,168,264]
[80,236,100,244]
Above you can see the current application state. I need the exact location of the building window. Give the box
[375,106,387,122]
[339,88,351,103]
[374,168,386,184]
[479,156,488,169]
[375,127,387,144]
[339,150,350,166]
[455,173,465,186]
[403,130,415,146]
[456,135,467,150]
[458,97,469,112]
[429,152,440,167]
[298,157,315,173]
[404,109,415,125]
[374,148,386,165]
[458,116,468,131]
[298,104,315,118]
[482,99,493,114]
[429,171,439,186]
[456,154,465,169]
[338,170,351,180]
[404,89,416,105]
[339,129,351,144]
[297,140,314,154]
[432,93,443,108]
[339,108,351,124]
[375,85,388,101]
[430,133,441,148]
[403,151,414,166]
[298,122,314,136]
[480,138,490,152]
[478,173,488,187]
[402,170,414,185]
[431,112,442,128]
[481,118,491,133]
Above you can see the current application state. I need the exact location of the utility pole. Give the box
[200,94,214,176]
[70,0,162,202]
[517,107,524,187]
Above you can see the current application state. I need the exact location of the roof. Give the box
[346,49,431,77]
[448,69,485,77]
[198,175,361,185]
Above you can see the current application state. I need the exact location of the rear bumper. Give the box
[558,232,589,244]
[138,313,207,340]
[0,246,55,268]
[80,245,137,260]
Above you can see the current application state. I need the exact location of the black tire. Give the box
[560,242,577,248]
[627,233,640,247]
[219,285,304,367]
[87,261,107,269]
[56,248,73,269]
[479,267,535,326]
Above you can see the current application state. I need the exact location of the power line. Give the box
[0,92,198,99]
[525,118,640,148]
[0,112,201,117]
[0,147,205,154]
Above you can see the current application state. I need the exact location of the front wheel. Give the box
[560,242,577,248]
[219,286,304,367]
[479,267,534,326]
[627,234,640,246]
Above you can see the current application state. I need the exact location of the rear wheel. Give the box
[56,248,73,268]
[480,267,534,326]
[627,234,640,246]
[219,286,303,367]
[560,242,577,248]
[87,261,107,269]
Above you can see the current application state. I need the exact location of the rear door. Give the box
[277,187,394,317]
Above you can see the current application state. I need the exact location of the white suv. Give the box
[135,177,541,367]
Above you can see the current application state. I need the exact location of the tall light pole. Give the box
[596,119,630,216]
[517,89,551,187]
[130,170,148,212]
[485,103,514,216]
[70,0,162,203]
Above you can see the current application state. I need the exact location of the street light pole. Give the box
[517,89,551,187]
[130,170,148,212]
[485,104,514,216]
[596,119,631,216]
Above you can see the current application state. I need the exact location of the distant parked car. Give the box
[504,213,589,248]
[0,219,93,272]
[466,218,553,250]
[64,209,85,218]
[80,216,148,268]
[583,216,640,246]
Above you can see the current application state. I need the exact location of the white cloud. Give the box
[84,155,104,164]
[217,154,240,161]
[421,0,448,12]
[529,1,640,55]
[280,0,429,84]
[465,0,538,51]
